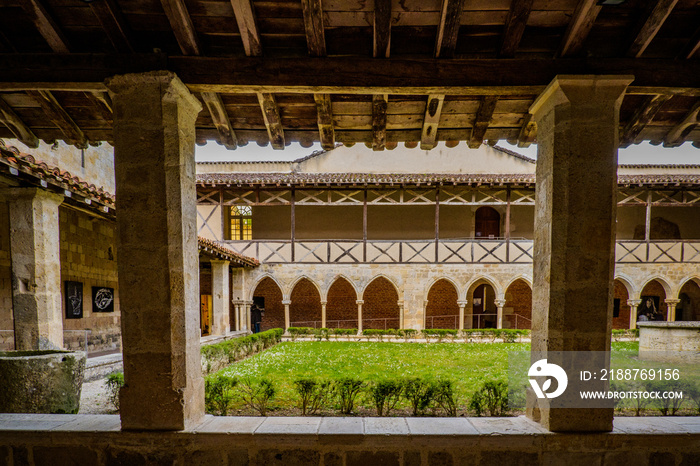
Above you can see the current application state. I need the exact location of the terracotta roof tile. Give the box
[198,237,259,267]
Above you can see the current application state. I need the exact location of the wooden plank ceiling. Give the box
[0,0,699,152]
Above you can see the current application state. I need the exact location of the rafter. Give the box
[663,101,700,147]
[90,0,135,53]
[83,91,113,122]
[27,90,87,148]
[468,96,498,149]
[202,92,237,150]
[373,0,392,58]
[620,94,672,147]
[420,94,444,150]
[372,94,388,151]
[517,113,536,148]
[230,0,263,57]
[256,93,284,149]
[159,0,200,55]
[557,0,601,57]
[20,0,70,53]
[435,0,464,58]
[681,25,700,59]
[314,94,335,150]
[0,96,39,148]
[499,0,534,58]
[627,0,679,58]
[302,0,326,57]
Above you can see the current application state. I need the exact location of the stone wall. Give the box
[0,201,12,349]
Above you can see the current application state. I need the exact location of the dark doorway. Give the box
[475,207,500,238]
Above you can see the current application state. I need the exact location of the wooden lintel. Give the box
[20,0,70,53]
[256,93,284,149]
[372,94,388,151]
[435,0,464,58]
[160,0,200,56]
[27,90,87,148]
[230,0,263,57]
[663,101,700,148]
[0,96,40,148]
[83,91,113,122]
[499,0,534,58]
[627,0,679,58]
[202,92,237,149]
[517,113,536,148]
[468,96,498,149]
[557,0,601,57]
[314,94,335,150]
[301,0,326,57]
[420,94,444,150]
[89,0,135,53]
[620,94,672,147]
[373,0,392,58]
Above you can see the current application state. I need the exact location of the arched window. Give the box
[475,206,500,238]
[228,205,252,240]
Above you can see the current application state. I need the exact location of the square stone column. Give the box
[106,71,204,431]
[528,75,633,432]
[210,260,230,335]
[0,188,63,350]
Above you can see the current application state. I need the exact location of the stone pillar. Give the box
[356,300,364,333]
[244,301,252,332]
[398,301,405,329]
[0,188,64,350]
[231,301,239,331]
[210,260,230,335]
[457,300,467,331]
[321,300,327,328]
[282,299,291,331]
[527,75,633,433]
[495,298,507,329]
[422,300,428,330]
[665,299,680,322]
[106,71,204,431]
[628,299,641,329]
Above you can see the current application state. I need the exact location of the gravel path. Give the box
[79,378,115,415]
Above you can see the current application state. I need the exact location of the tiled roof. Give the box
[198,237,259,267]
[492,145,536,163]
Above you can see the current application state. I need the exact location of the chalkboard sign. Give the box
[64,281,83,319]
[92,286,115,313]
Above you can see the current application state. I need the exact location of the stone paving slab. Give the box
[613,417,693,434]
[364,417,409,435]
[255,417,322,434]
[193,416,265,434]
[663,417,700,433]
[470,416,549,435]
[51,414,121,432]
[405,417,479,435]
[318,417,364,435]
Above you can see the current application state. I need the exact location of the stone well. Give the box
[638,321,700,362]
[0,350,86,414]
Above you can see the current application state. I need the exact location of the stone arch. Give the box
[677,277,700,321]
[613,274,637,300]
[362,276,400,330]
[326,276,359,329]
[286,275,323,301]
[637,278,670,322]
[466,276,500,329]
[639,275,673,297]
[248,273,284,301]
[360,273,400,297]
[251,276,284,331]
[503,274,533,293]
[503,278,532,330]
[289,277,323,328]
[425,278,460,329]
[613,279,631,330]
[464,275,502,301]
[325,274,360,301]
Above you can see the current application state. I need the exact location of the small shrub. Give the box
[205,374,238,416]
[314,328,331,341]
[331,328,357,339]
[469,380,509,416]
[201,329,283,374]
[645,379,687,415]
[370,379,404,416]
[433,379,458,417]
[287,327,314,341]
[398,329,417,340]
[294,378,332,415]
[240,378,276,416]
[334,378,364,414]
[403,377,435,416]
[687,381,700,415]
[500,329,523,343]
[422,329,457,342]
[106,372,124,411]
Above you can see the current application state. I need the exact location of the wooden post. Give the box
[291,188,296,262]
[505,187,511,262]
[363,189,368,262]
[435,187,440,261]
[645,190,652,262]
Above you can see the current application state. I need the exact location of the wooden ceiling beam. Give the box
[372,94,388,151]
[663,101,700,148]
[302,0,326,57]
[557,0,601,57]
[202,92,238,150]
[627,0,679,58]
[499,0,534,58]
[256,93,284,149]
[27,90,87,148]
[420,94,444,150]
[517,113,536,148]
[468,96,498,149]
[19,0,70,53]
[160,0,200,56]
[89,0,135,53]
[83,91,113,122]
[314,94,335,150]
[373,0,392,58]
[620,94,672,147]
[230,0,263,57]
[435,0,465,58]
[680,25,700,59]
[0,96,40,148]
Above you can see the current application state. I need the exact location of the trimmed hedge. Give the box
[201,328,283,375]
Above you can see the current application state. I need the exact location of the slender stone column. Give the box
[210,260,230,335]
[282,299,291,331]
[0,188,64,350]
[495,298,507,329]
[464,301,473,330]
[232,301,240,331]
[628,299,641,329]
[321,300,327,328]
[356,300,364,333]
[457,300,467,331]
[244,300,252,332]
[665,299,680,322]
[422,300,429,330]
[527,75,633,432]
[107,71,204,431]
